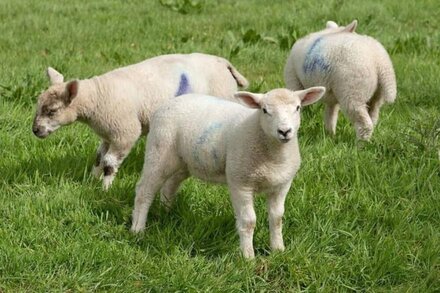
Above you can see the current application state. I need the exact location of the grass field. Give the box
[1,0,439,291]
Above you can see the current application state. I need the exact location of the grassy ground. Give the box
[0,0,439,291]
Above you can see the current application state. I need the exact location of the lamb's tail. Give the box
[225,62,249,89]
[377,56,397,104]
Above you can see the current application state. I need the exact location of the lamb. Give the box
[130,86,326,258]
[284,20,396,140]
[32,53,248,190]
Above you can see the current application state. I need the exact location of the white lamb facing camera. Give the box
[131,86,325,259]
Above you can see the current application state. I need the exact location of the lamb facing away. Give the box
[284,20,396,140]
[131,87,325,258]
[32,53,248,190]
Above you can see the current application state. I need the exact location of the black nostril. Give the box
[32,128,39,135]
[278,128,292,137]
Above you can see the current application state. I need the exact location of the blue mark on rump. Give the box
[303,37,330,74]
[175,73,191,97]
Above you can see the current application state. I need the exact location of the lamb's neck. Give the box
[73,77,102,122]
[261,131,299,163]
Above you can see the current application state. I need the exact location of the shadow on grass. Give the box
[2,151,94,186]
[123,192,240,260]
[3,134,146,186]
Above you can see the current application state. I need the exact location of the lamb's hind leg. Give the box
[367,93,384,126]
[131,144,182,233]
[345,103,374,141]
[337,92,374,141]
[324,100,340,135]
[334,70,376,141]
[160,169,189,211]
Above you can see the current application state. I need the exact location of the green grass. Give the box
[1,0,439,291]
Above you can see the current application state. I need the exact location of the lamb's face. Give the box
[259,89,301,143]
[32,80,79,138]
[235,87,326,144]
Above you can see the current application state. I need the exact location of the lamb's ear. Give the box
[326,21,338,29]
[47,67,64,84]
[343,20,358,33]
[297,86,326,106]
[234,91,263,109]
[64,80,79,105]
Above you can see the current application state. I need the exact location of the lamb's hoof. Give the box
[130,223,145,233]
[102,176,114,191]
[325,127,337,137]
[356,126,373,142]
[357,135,372,142]
[356,139,371,150]
[271,242,285,252]
[241,247,255,259]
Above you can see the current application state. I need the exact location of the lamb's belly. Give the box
[186,146,227,184]
[190,167,227,184]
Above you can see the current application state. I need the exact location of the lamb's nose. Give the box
[32,127,40,136]
[277,128,292,137]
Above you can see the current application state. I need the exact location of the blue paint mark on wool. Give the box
[193,122,223,165]
[196,122,223,145]
[175,73,191,96]
[303,37,330,74]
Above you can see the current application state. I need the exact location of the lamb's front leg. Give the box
[101,140,136,190]
[229,186,256,259]
[101,149,125,190]
[101,125,141,190]
[92,141,109,178]
[267,183,291,252]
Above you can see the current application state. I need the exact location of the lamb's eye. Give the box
[263,108,268,114]
[47,109,57,117]
[296,105,301,111]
